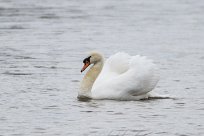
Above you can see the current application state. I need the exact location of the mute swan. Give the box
[78,51,162,101]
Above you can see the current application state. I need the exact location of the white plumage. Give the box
[79,52,163,101]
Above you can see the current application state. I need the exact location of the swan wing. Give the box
[92,52,159,100]
[93,52,130,84]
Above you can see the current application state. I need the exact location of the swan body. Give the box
[79,51,160,101]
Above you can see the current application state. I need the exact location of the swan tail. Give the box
[129,55,160,95]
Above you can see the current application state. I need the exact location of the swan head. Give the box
[81,51,103,72]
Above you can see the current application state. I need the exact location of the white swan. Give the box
[78,51,162,101]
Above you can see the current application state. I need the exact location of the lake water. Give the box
[0,0,204,135]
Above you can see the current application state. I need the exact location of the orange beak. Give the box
[81,62,90,73]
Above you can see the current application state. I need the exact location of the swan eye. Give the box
[83,56,91,63]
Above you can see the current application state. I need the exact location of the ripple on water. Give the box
[108,129,152,136]
[113,112,124,115]
[3,71,33,76]
[71,80,80,82]
[80,110,94,113]
[34,66,57,69]
[41,104,60,110]
[0,25,26,30]
[40,14,60,19]
[14,56,36,59]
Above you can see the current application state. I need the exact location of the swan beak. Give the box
[81,62,90,73]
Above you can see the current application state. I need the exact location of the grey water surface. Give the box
[0,0,204,135]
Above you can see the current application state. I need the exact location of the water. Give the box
[0,0,204,135]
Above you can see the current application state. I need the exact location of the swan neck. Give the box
[80,60,104,96]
